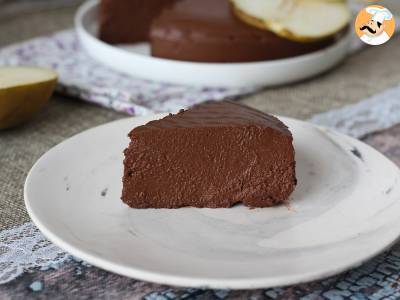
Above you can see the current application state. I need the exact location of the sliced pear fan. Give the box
[231,0,351,42]
[0,66,57,129]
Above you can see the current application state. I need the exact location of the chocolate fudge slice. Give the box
[121,101,296,208]
[150,0,335,62]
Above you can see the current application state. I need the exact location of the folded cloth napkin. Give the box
[0,30,255,115]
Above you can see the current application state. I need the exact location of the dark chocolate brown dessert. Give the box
[122,101,296,208]
[99,0,176,44]
[99,0,337,62]
[150,0,335,62]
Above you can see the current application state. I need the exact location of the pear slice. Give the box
[231,0,351,42]
[0,66,57,129]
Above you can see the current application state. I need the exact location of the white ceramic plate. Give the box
[75,0,351,88]
[25,115,400,289]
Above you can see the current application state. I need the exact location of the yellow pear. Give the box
[231,0,351,42]
[0,66,58,129]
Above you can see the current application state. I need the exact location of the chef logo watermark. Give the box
[355,5,395,46]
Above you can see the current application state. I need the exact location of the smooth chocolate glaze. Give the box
[122,101,297,208]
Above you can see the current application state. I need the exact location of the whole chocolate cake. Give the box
[150,0,335,62]
[99,0,336,62]
[99,0,176,44]
[121,101,296,208]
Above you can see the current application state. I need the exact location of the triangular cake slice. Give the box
[122,101,296,208]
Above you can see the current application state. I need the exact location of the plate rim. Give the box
[24,115,400,289]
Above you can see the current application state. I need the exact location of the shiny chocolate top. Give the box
[132,101,291,134]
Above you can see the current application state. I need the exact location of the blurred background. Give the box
[1,0,399,47]
[0,0,82,45]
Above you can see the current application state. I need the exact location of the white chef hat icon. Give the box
[365,7,392,24]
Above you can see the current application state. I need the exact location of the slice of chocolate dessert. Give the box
[122,101,296,208]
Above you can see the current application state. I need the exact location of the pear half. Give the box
[0,66,57,129]
[231,0,351,42]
